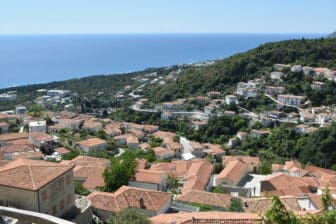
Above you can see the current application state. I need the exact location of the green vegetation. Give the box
[144,38,336,103]
[74,180,90,196]
[108,208,150,224]
[103,152,137,192]
[227,198,244,212]
[166,174,179,190]
[187,202,213,211]
[264,195,336,224]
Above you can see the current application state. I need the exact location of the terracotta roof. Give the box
[133,169,167,184]
[181,160,213,194]
[0,132,29,142]
[0,158,74,190]
[54,147,71,155]
[12,151,43,160]
[135,159,147,171]
[7,138,33,146]
[71,155,109,167]
[223,156,260,166]
[244,196,301,214]
[176,190,232,208]
[305,165,335,177]
[87,186,171,213]
[152,131,176,140]
[29,132,53,142]
[71,156,110,189]
[150,211,261,224]
[76,138,107,147]
[153,147,174,158]
[306,193,323,210]
[139,142,151,150]
[0,144,33,154]
[261,173,312,195]
[216,160,249,183]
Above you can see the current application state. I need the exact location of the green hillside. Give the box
[145,38,336,103]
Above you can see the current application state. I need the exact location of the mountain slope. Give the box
[327,31,336,38]
[145,38,336,102]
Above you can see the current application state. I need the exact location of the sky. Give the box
[1,0,335,34]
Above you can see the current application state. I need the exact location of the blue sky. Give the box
[1,0,335,34]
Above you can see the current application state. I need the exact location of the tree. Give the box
[108,209,150,224]
[227,198,244,212]
[264,196,299,224]
[103,155,137,192]
[28,104,43,117]
[321,186,335,211]
[97,129,107,140]
[74,180,90,196]
[259,162,272,175]
[166,175,179,190]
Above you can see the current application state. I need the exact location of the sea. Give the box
[0,33,324,88]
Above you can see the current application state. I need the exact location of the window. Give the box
[60,200,65,210]
[66,175,71,185]
[59,178,64,191]
[52,205,57,215]
[67,194,72,204]
[42,190,47,201]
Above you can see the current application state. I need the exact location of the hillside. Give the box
[144,38,336,103]
[1,37,336,111]
[328,31,336,38]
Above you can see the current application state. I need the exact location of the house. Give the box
[0,158,75,217]
[207,91,221,98]
[202,143,225,158]
[0,122,9,134]
[204,105,215,114]
[0,132,29,147]
[265,86,286,95]
[191,120,207,131]
[153,147,175,160]
[176,190,232,211]
[311,81,326,90]
[87,186,172,221]
[150,160,213,194]
[0,144,35,160]
[58,119,82,130]
[237,132,248,141]
[71,156,110,190]
[143,124,159,133]
[274,64,291,71]
[54,147,71,156]
[47,89,71,98]
[76,138,107,153]
[296,124,318,134]
[127,135,139,149]
[161,112,173,121]
[129,169,167,191]
[260,173,313,196]
[277,95,306,106]
[303,66,314,75]
[82,120,103,132]
[250,129,271,138]
[228,138,238,148]
[114,134,129,145]
[29,132,54,148]
[225,95,238,105]
[150,211,261,224]
[29,120,47,133]
[222,156,260,173]
[271,71,284,80]
[139,142,151,151]
[224,110,236,116]
[243,196,302,214]
[215,160,249,186]
[291,65,302,73]
[165,140,183,158]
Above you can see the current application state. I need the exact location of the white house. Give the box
[225,95,238,105]
[29,120,47,133]
[271,72,284,80]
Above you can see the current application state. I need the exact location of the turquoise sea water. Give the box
[0,33,323,88]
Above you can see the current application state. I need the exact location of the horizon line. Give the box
[0,32,328,36]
